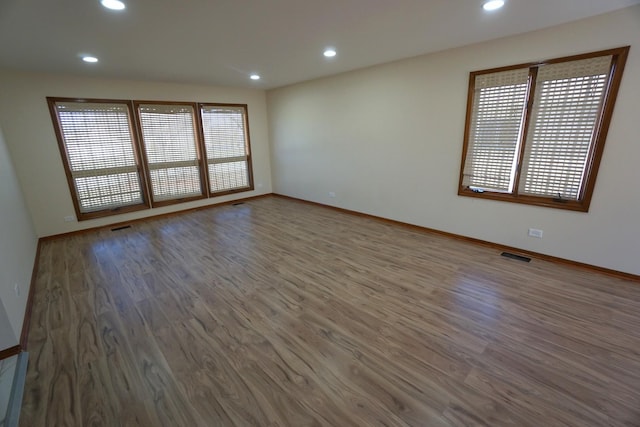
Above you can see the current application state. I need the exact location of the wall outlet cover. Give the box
[528,228,543,238]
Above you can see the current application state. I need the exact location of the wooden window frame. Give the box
[47,97,151,221]
[49,98,256,221]
[133,101,208,207]
[458,46,629,212]
[197,103,255,197]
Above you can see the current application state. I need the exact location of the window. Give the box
[48,97,255,220]
[459,46,629,211]
[200,104,253,194]
[47,98,149,220]
[135,102,206,206]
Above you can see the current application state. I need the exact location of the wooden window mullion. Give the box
[512,66,538,197]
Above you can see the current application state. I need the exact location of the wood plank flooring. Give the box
[20,196,640,426]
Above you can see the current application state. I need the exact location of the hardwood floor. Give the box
[20,196,640,426]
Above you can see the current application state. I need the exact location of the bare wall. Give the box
[267,6,640,275]
[0,126,37,347]
[0,72,273,237]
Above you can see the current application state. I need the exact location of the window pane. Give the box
[54,101,144,213]
[76,172,142,212]
[519,56,612,199]
[137,103,203,201]
[208,161,248,192]
[149,166,202,201]
[200,105,251,193]
[462,68,529,192]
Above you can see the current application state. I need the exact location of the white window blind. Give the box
[462,68,529,192]
[518,55,612,200]
[137,103,203,202]
[53,101,144,213]
[200,105,251,193]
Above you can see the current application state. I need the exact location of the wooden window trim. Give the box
[133,100,208,208]
[48,98,257,221]
[458,46,630,212]
[197,103,255,197]
[47,97,151,221]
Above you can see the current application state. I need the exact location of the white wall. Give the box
[0,126,38,347]
[267,6,640,276]
[0,355,18,423]
[0,72,273,237]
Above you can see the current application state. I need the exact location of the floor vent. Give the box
[232,202,245,206]
[111,225,131,231]
[501,252,531,262]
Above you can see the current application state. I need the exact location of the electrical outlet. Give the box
[64,215,76,222]
[14,283,20,297]
[528,228,543,238]
[328,192,336,198]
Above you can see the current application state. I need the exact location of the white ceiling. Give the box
[0,0,638,89]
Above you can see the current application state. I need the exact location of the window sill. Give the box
[76,202,151,221]
[457,187,590,212]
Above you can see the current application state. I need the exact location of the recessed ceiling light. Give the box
[250,74,260,80]
[323,49,337,58]
[82,56,99,63]
[483,0,505,11]
[101,0,125,10]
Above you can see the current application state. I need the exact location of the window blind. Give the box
[54,101,144,213]
[518,56,612,199]
[462,68,530,192]
[137,103,203,202]
[200,105,250,193]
